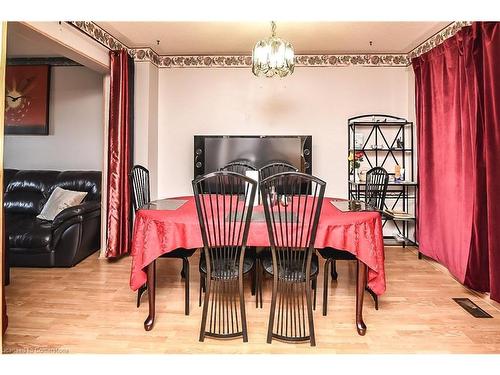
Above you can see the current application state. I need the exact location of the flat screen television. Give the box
[194,135,312,178]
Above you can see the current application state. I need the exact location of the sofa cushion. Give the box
[6,214,53,253]
[4,170,59,215]
[37,187,87,221]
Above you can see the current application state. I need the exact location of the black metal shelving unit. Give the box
[347,114,418,248]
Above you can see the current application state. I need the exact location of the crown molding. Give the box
[69,21,472,69]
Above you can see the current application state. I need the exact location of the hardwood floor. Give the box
[3,246,500,354]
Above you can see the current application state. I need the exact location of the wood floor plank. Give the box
[3,246,500,354]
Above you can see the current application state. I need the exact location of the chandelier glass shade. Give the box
[252,21,295,78]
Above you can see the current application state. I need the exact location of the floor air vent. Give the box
[453,298,493,318]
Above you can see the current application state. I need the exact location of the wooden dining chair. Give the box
[318,166,389,315]
[255,162,299,308]
[260,172,326,346]
[192,171,257,342]
[130,165,196,315]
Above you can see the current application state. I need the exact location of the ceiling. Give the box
[6,22,111,73]
[95,21,451,55]
[7,22,63,57]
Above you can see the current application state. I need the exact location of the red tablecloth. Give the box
[130,196,386,295]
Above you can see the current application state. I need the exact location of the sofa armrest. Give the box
[52,201,101,229]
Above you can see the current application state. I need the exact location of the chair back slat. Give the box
[365,167,389,211]
[259,162,298,182]
[220,161,256,175]
[130,165,150,211]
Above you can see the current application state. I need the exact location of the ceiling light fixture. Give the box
[252,21,295,78]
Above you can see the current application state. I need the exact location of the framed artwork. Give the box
[4,65,50,135]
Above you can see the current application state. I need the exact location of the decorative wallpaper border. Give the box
[70,21,126,51]
[69,21,471,68]
[407,21,472,60]
[296,54,410,67]
[128,48,161,66]
[130,50,410,67]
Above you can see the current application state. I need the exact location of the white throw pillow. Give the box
[37,186,87,221]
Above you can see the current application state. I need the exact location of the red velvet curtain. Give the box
[106,50,134,258]
[413,22,500,302]
[469,23,500,300]
[413,25,476,284]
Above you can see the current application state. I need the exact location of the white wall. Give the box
[407,66,417,177]
[4,66,103,170]
[157,67,409,198]
[134,61,159,198]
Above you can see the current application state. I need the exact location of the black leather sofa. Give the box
[3,169,102,268]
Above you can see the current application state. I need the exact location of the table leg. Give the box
[356,260,367,336]
[144,260,156,331]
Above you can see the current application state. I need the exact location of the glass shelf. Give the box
[348,122,412,127]
[348,179,418,186]
[354,193,417,199]
[349,148,412,152]
[382,212,416,221]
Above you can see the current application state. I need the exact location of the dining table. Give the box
[130,195,386,335]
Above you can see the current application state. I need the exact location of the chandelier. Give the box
[252,21,295,78]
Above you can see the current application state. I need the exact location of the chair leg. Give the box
[258,260,263,309]
[312,277,317,311]
[183,258,190,315]
[199,276,211,342]
[305,281,316,347]
[323,259,331,316]
[331,260,338,281]
[199,273,205,307]
[137,283,147,308]
[239,272,249,343]
[256,248,264,308]
[365,286,379,310]
[255,259,260,308]
[267,277,278,344]
[251,263,256,296]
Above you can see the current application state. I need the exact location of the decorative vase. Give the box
[359,169,367,182]
[354,168,360,183]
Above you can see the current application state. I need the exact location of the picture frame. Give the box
[354,132,364,148]
[4,64,50,135]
